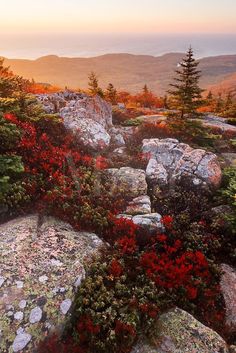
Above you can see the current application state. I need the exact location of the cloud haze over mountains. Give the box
[1,33,236,59]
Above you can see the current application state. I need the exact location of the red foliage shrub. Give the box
[108,259,123,277]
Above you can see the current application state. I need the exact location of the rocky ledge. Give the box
[143,138,222,192]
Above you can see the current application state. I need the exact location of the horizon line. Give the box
[2,50,236,61]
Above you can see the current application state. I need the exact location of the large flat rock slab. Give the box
[0,215,104,352]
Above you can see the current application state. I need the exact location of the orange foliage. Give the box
[27,83,61,94]
[116,90,164,109]
[197,106,212,113]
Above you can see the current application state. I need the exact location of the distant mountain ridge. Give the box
[3,53,236,95]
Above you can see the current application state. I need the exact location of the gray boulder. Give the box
[125,196,152,215]
[104,167,147,200]
[203,115,236,137]
[118,213,163,234]
[142,138,222,191]
[132,307,229,353]
[64,117,111,150]
[37,92,113,151]
[221,264,236,334]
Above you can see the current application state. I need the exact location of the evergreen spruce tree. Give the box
[225,92,233,110]
[215,93,224,113]
[168,47,204,118]
[139,84,155,108]
[163,95,169,109]
[88,72,104,97]
[143,84,149,94]
[105,83,117,105]
[206,91,213,100]
[206,91,213,103]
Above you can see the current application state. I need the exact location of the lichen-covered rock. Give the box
[29,307,42,324]
[37,92,113,150]
[37,92,112,128]
[132,307,229,353]
[12,333,32,352]
[0,215,104,352]
[221,153,236,167]
[104,167,147,200]
[203,115,236,137]
[65,117,111,150]
[146,158,168,186]
[118,213,163,234]
[142,138,222,191]
[109,127,126,147]
[125,196,152,215]
[221,264,236,333]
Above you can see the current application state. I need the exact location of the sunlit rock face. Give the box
[37,92,113,151]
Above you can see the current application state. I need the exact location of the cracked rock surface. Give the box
[142,138,222,191]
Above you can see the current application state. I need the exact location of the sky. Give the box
[1,0,236,34]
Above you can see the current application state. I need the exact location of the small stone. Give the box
[59,287,66,293]
[230,346,236,353]
[0,276,5,287]
[19,300,27,309]
[193,177,202,186]
[52,287,59,295]
[45,322,52,330]
[50,259,63,267]
[12,333,31,352]
[60,299,72,315]
[39,275,48,283]
[14,311,24,321]
[16,327,25,335]
[15,281,24,289]
[74,271,85,288]
[7,311,14,317]
[6,304,14,311]
[29,306,42,324]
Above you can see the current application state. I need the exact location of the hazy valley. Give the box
[3,52,236,95]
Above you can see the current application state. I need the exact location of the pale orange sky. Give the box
[1,0,236,34]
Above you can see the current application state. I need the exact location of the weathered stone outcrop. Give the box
[104,167,148,201]
[118,213,163,234]
[37,91,112,127]
[132,307,229,353]
[37,92,113,151]
[142,138,222,191]
[221,153,236,167]
[203,115,236,137]
[0,215,104,352]
[125,195,152,215]
[65,117,111,150]
[221,264,236,334]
